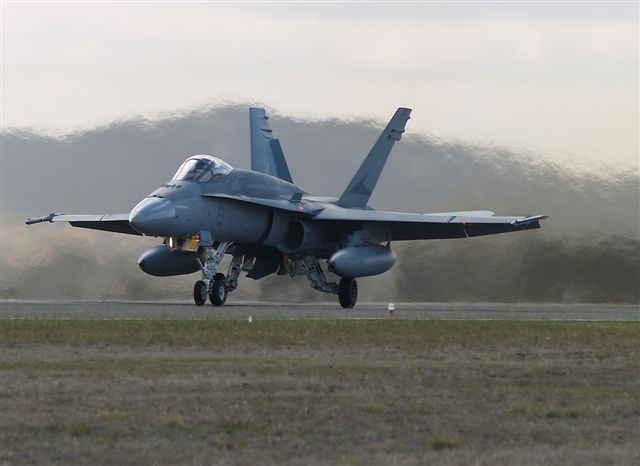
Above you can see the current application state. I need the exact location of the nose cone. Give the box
[129,197,176,236]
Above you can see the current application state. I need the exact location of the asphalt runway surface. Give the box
[0,300,637,321]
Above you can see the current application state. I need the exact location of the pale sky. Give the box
[2,2,638,171]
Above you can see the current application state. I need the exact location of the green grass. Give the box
[430,436,460,451]
[545,409,581,419]
[511,404,530,414]
[359,403,385,414]
[1,319,638,348]
[216,418,253,435]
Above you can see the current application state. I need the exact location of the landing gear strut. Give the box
[300,255,338,295]
[193,241,233,306]
[297,255,358,308]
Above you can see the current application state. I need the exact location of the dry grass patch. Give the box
[1,318,638,465]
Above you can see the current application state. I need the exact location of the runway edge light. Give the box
[388,303,396,320]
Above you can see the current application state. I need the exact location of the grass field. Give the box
[1,319,639,465]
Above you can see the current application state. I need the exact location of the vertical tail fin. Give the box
[249,108,293,183]
[337,107,412,208]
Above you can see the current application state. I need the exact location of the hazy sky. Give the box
[2,2,638,170]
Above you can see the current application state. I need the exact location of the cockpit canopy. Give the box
[172,155,233,182]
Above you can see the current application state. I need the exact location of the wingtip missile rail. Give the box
[25,213,58,225]
[510,215,549,226]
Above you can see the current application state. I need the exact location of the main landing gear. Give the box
[338,277,358,308]
[298,255,358,309]
[193,241,244,307]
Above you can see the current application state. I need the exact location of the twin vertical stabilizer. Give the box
[250,106,412,207]
[249,108,293,183]
[337,107,412,208]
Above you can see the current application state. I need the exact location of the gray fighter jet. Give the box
[27,107,547,307]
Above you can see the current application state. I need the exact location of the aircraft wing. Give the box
[201,193,324,216]
[313,208,547,240]
[26,213,141,235]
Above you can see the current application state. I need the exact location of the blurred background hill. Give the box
[2,104,638,303]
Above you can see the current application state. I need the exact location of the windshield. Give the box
[172,155,233,182]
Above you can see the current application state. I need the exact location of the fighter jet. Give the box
[27,107,547,308]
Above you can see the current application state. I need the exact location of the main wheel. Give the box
[338,277,358,308]
[209,275,228,306]
[193,280,207,306]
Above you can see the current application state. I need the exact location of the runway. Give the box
[0,300,637,321]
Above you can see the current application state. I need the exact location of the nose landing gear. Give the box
[209,273,227,306]
[193,241,233,307]
[193,273,228,307]
[193,280,208,306]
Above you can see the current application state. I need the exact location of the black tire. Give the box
[209,275,228,306]
[193,280,207,306]
[338,277,358,308]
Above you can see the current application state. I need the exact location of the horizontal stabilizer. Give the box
[337,107,412,208]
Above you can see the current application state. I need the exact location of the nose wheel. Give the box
[338,277,358,308]
[193,280,207,306]
[193,274,228,306]
[209,273,227,306]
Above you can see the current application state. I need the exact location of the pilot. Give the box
[192,159,214,182]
